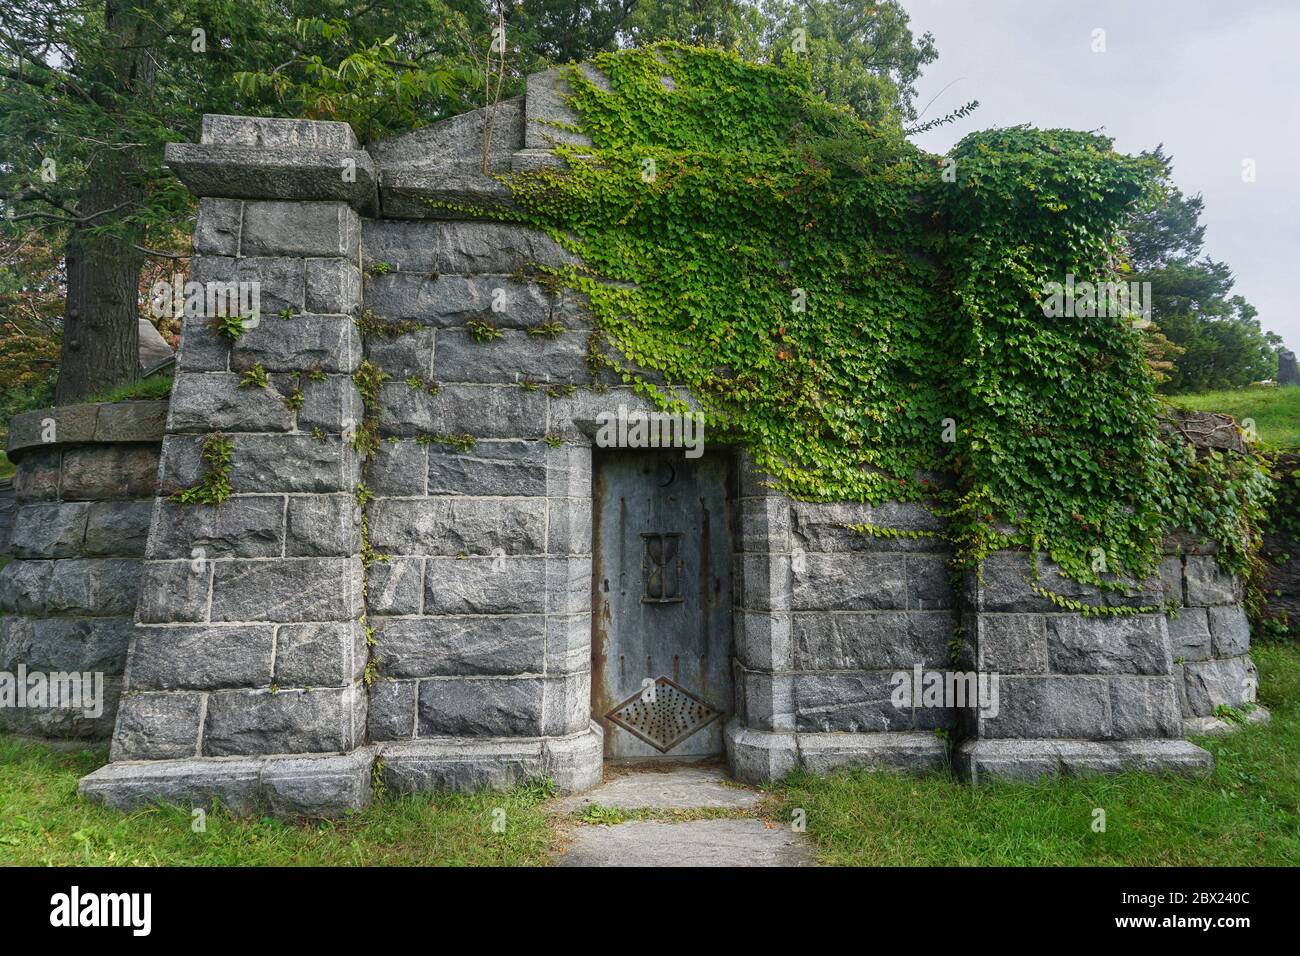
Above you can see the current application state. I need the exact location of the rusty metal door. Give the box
[592,450,733,761]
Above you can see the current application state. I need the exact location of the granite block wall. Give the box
[1,401,167,741]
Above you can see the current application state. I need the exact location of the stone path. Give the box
[551,766,816,867]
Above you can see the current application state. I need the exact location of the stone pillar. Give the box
[1168,546,1270,734]
[80,117,375,817]
[726,463,952,783]
[1,401,165,742]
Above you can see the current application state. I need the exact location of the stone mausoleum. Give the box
[0,68,1266,817]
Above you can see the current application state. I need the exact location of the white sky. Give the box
[902,0,1300,352]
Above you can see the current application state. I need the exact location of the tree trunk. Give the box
[54,0,157,404]
[56,174,145,403]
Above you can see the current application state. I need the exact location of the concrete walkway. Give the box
[551,766,816,867]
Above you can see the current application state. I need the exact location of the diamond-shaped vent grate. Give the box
[605,676,722,753]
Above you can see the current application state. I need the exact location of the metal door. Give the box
[592,450,733,761]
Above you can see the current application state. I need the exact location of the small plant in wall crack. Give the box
[238,363,270,389]
[527,321,564,339]
[544,433,563,448]
[467,319,502,343]
[170,434,234,506]
[405,374,441,396]
[212,312,250,342]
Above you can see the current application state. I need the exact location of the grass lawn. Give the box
[1166,385,1300,451]
[2,642,1298,867]
[775,640,1300,866]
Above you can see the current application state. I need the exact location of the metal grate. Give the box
[605,676,722,753]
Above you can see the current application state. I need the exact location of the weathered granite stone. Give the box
[189,255,305,318]
[1159,556,1184,603]
[274,621,367,687]
[973,613,1049,673]
[176,311,230,372]
[376,616,545,677]
[957,739,1212,783]
[364,273,575,329]
[547,497,592,556]
[792,611,951,670]
[363,328,434,379]
[368,497,546,556]
[111,691,204,760]
[735,610,793,671]
[434,329,590,385]
[741,497,791,553]
[1184,554,1240,606]
[793,672,912,733]
[135,560,211,624]
[43,558,139,616]
[365,440,427,496]
[792,553,907,611]
[0,560,51,614]
[365,556,424,615]
[740,552,791,612]
[146,496,284,559]
[210,557,362,623]
[61,445,159,500]
[10,502,89,558]
[1182,655,1258,714]
[1167,607,1212,662]
[232,313,361,373]
[542,671,591,736]
[369,679,417,740]
[979,675,1110,739]
[203,684,365,755]
[285,494,361,557]
[362,220,578,274]
[83,500,155,556]
[93,402,169,443]
[127,624,275,690]
[379,737,545,792]
[260,750,373,818]
[524,67,604,149]
[1109,676,1182,738]
[305,259,362,315]
[423,556,546,614]
[10,448,60,502]
[240,201,360,258]
[228,435,361,493]
[168,371,294,433]
[164,142,377,210]
[416,677,543,736]
[724,723,798,785]
[378,382,547,439]
[293,373,365,434]
[1207,605,1251,658]
[798,731,950,775]
[194,197,242,255]
[426,440,548,496]
[545,614,592,674]
[0,615,133,673]
[975,551,1052,612]
[1045,614,1171,675]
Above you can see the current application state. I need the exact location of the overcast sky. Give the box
[902,0,1300,353]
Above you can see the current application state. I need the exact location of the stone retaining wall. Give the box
[0,401,166,741]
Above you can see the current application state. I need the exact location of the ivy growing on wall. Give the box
[496,42,1270,587]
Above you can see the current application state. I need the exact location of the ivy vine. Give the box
[490,42,1271,589]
